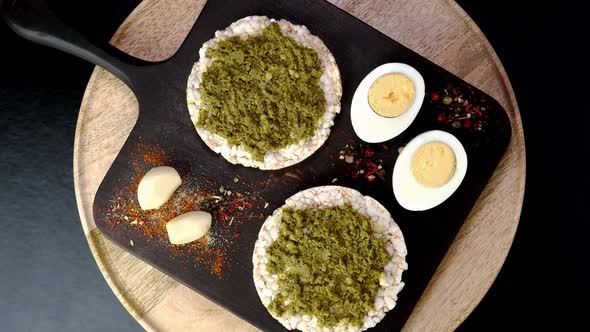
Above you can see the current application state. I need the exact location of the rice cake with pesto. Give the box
[186,16,342,170]
[252,186,408,331]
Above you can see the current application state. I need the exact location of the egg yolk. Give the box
[411,142,456,187]
[368,73,416,117]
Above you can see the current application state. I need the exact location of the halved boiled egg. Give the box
[392,130,467,211]
[351,63,425,143]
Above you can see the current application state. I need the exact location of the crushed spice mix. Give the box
[99,141,267,278]
[429,82,491,132]
[333,139,389,182]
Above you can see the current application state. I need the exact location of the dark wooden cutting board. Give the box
[85,0,512,330]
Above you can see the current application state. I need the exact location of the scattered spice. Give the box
[143,147,168,165]
[98,141,266,278]
[334,142,390,182]
[431,92,440,102]
[212,253,224,277]
[429,82,491,132]
[184,237,228,278]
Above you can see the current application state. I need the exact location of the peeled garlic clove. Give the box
[137,166,181,210]
[166,211,212,245]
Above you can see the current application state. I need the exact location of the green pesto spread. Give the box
[266,205,391,328]
[197,22,326,161]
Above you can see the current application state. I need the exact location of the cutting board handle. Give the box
[1,0,147,90]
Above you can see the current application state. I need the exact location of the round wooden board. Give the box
[74,0,526,331]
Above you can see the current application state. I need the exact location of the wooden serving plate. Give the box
[47,0,520,330]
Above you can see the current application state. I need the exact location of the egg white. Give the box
[392,130,467,211]
[351,63,425,143]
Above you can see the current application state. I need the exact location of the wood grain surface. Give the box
[74,0,526,331]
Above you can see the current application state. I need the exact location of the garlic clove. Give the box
[166,211,212,245]
[137,166,181,210]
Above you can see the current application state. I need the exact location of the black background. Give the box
[0,0,587,331]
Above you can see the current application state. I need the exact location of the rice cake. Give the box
[252,186,408,331]
[186,16,342,170]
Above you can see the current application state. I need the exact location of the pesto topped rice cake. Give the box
[252,186,408,331]
[186,16,341,170]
